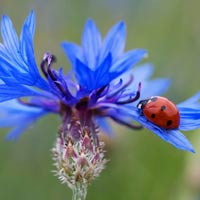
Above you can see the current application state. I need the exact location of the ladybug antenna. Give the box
[116,82,141,105]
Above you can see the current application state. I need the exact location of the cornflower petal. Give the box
[130,63,154,80]
[178,92,200,130]
[5,124,33,140]
[75,59,94,90]
[93,54,114,88]
[140,78,170,99]
[179,117,200,131]
[95,117,114,136]
[0,46,29,78]
[100,21,126,62]
[159,130,195,153]
[0,84,48,102]
[20,9,35,40]
[81,19,101,69]
[177,91,200,108]
[21,25,49,90]
[61,42,83,69]
[0,100,47,140]
[1,15,19,54]
[110,49,148,73]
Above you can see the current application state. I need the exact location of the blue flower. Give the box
[0,10,197,154]
[0,11,155,139]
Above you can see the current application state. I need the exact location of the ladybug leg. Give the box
[116,82,141,105]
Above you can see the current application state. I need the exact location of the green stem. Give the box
[72,183,88,200]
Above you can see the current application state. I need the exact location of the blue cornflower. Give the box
[4,11,200,200]
[0,10,197,155]
[0,11,159,135]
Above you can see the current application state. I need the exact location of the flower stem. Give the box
[72,183,88,200]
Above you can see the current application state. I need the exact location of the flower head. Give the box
[0,11,169,139]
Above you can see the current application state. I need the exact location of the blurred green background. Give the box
[0,0,200,199]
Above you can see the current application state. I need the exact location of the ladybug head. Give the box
[137,99,150,110]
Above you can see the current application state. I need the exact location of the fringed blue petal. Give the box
[93,53,113,88]
[0,85,47,102]
[5,124,31,140]
[131,63,154,80]
[177,92,200,108]
[177,93,200,130]
[82,19,101,69]
[0,99,47,140]
[0,43,28,74]
[21,9,35,40]
[61,41,83,69]
[75,59,94,91]
[179,117,200,131]
[111,49,148,73]
[140,78,171,99]
[21,25,49,90]
[1,14,19,54]
[157,129,195,153]
[100,21,126,62]
[20,10,36,58]
[95,117,115,136]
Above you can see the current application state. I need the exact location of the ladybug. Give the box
[137,96,180,129]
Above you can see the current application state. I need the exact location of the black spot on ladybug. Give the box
[151,97,157,102]
[160,105,166,111]
[151,114,156,118]
[166,120,172,126]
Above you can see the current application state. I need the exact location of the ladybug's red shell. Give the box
[137,96,180,129]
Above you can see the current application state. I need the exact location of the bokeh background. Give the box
[0,0,200,199]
